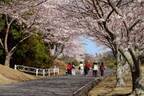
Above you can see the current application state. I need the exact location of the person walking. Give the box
[99,62,105,77]
[92,62,98,77]
[72,64,76,75]
[66,63,72,75]
[84,63,91,75]
[79,62,84,75]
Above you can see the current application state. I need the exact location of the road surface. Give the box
[0,76,96,96]
[0,68,112,96]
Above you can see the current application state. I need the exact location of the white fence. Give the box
[14,65,59,77]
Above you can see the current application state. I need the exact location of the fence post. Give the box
[36,69,39,76]
[14,65,17,70]
[43,69,45,77]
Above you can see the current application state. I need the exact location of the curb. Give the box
[73,78,101,96]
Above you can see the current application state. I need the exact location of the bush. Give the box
[13,35,51,68]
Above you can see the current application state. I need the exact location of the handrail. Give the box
[14,65,59,77]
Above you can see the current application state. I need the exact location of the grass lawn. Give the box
[0,64,36,84]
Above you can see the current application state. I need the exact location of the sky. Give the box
[80,36,106,56]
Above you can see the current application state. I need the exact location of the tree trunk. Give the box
[131,72,144,96]
[4,53,11,67]
[130,60,144,96]
[116,62,125,87]
[116,52,125,87]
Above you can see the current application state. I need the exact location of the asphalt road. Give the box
[0,68,112,96]
[0,76,95,96]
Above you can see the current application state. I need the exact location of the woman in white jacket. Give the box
[79,62,84,75]
[92,62,98,77]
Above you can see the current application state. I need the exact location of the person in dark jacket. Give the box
[99,62,105,77]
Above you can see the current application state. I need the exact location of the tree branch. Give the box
[128,19,141,31]
[32,0,48,7]
[107,0,122,16]
[0,38,4,48]
[128,48,137,64]
[102,21,115,41]
[105,0,122,21]
[118,48,132,67]
[10,34,33,54]
[95,0,104,16]
[91,0,102,18]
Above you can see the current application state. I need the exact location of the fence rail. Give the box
[14,65,59,77]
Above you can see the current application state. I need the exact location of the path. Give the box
[0,76,96,96]
[0,68,112,96]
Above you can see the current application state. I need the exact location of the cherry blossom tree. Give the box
[63,36,85,58]
[0,0,47,67]
[37,0,87,62]
[58,0,126,87]
[59,0,144,94]
[115,1,144,94]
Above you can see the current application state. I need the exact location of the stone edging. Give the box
[73,78,101,96]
